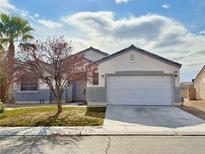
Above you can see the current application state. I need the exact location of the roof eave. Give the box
[195,65,205,80]
[75,47,109,56]
[93,45,182,68]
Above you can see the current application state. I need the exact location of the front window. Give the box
[93,72,99,85]
[20,80,38,91]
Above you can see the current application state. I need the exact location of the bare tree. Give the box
[18,36,96,115]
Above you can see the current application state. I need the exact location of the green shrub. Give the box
[0,102,5,113]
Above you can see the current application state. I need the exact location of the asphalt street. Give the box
[1,136,205,154]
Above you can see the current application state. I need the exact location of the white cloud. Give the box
[0,0,15,13]
[114,0,129,4]
[200,30,205,35]
[0,0,38,21]
[161,4,170,9]
[62,11,205,81]
[0,0,15,10]
[34,13,39,18]
[63,12,187,47]
[19,10,29,17]
[63,11,114,36]
[37,19,63,29]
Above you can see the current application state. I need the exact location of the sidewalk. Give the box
[1,124,205,136]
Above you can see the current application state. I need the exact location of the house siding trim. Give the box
[86,87,106,102]
[14,89,51,103]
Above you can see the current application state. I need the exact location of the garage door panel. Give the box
[107,76,172,105]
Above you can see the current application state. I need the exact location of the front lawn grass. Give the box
[0,106,106,127]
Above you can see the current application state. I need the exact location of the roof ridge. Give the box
[93,45,182,68]
[195,65,205,80]
[75,47,109,56]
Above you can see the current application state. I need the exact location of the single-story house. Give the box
[87,45,181,106]
[193,65,205,100]
[14,45,182,106]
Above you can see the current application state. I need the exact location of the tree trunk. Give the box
[0,77,6,102]
[9,41,15,53]
[7,40,15,70]
[6,41,15,102]
[56,98,62,116]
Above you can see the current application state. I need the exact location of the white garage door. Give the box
[107,76,172,106]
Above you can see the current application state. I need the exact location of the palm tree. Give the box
[0,14,34,102]
[0,14,34,60]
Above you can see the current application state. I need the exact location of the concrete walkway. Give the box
[5,104,86,110]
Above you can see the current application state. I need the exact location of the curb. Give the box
[1,126,205,136]
[1,133,205,137]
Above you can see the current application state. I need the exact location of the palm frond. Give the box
[0,14,34,44]
[22,34,34,42]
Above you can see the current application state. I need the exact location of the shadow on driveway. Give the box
[179,106,205,120]
[103,106,205,128]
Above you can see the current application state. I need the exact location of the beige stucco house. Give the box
[87,45,182,106]
[194,66,205,100]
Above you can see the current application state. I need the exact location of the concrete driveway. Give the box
[104,106,204,128]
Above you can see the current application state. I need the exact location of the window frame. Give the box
[19,79,39,93]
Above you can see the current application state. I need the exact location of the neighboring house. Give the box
[193,65,205,100]
[180,82,196,101]
[14,47,109,104]
[86,45,182,106]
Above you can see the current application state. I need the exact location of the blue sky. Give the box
[10,0,205,32]
[1,0,205,81]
